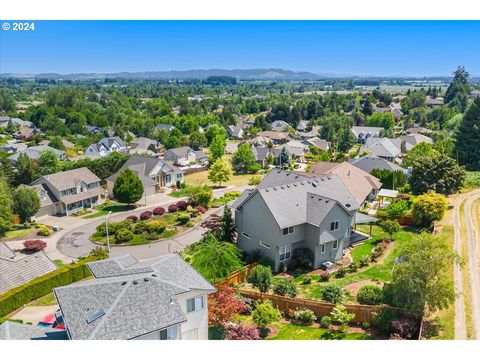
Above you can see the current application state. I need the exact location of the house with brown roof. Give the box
[30,167,105,217]
[256,131,290,144]
[309,162,382,204]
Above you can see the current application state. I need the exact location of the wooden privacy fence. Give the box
[376,214,418,226]
[217,262,258,287]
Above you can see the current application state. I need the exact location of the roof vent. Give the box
[312,181,317,187]
[86,310,105,324]
[346,203,351,208]
[325,200,329,203]
[151,274,157,277]
[280,186,284,189]
[265,189,269,192]
[121,281,127,286]
[133,280,138,285]
[273,187,277,190]
[300,182,304,185]
[144,278,149,282]
[286,184,290,188]
[293,183,297,187]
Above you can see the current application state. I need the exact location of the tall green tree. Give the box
[445,66,470,112]
[208,135,226,161]
[188,131,208,150]
[15,153,40,185]
[113,168,144,205]
[0,177,13,236]
[208,158,232,187]
[455,97,480,170]
[12,187,41,223]
[279,146,291,167]
[218,205,237,243]
[38,149,60,175]
[232,143,258,174]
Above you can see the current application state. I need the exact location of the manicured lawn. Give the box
[268,322,373,340]
[29,292,57,307]
[92,231,176,246]
[53,259,65,268]
[83,202,134,219]
[3,227,33,239]
[169,188,190,198]
[184,171,254,187]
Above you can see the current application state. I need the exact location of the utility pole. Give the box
[106,211,112,258]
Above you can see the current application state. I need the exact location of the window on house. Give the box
[159,326,178,340]
[333,239,339,249]
[279,244,292,261]
[260,241,270,249]
[187,295,204,313]
[320,243,325,253]
[242,232,251,239]
[282,226,294,235]
[176,173,183,179]
[330,220,340,231]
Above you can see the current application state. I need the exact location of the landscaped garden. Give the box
[83,201,134,219]
[91,201,205,246]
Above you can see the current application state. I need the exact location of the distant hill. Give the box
[0,68,323,81]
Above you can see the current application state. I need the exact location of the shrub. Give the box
[302,275,312,285]
[371,308,402,335]
[291,247,314,269]
[168,204,178,213]
[108,219,132,234]
[320,283,344,304]
[359,255,371,267]
[196,205,206,214]
[385,200,409,218]
[380,219,400,240]
[293,308,317,325]
[252,300,281,329]
[320,315,332,329]
[208,287,248,326]
[152,207,165,216]
[273,278,298,297]
[362,321,371,329]
[176,200,189,210]
[133,221,149,234]
[389,318,419,339]
[37,225,51,236]
[412,191,448,227]
[248,175,262,186]
[248,265,272,293]
[176,179,182,189]
[335,268,347,278]
[177,214,190,225]
[115,229,134,243]
[146,221,166,234]
[23,240,47,251]
[348,262,359,273]
[126,215,138,223]
[320,272,331,282]
[139,211,152,220]
[356,285,384,305]
[330,304,355,333]
[225,322,260,340]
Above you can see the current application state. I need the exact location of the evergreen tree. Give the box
[455,97,480,170]
[279,146,291,167]
[445,66,470,112]
[218,205,237,243]
[15,153,40,185]
[113,168,144,205]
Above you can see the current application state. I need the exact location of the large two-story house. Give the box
[233,170,365,271]
[85,137,126,157]
[163,146,197,166]
[30,167,105,217]
[106,154,184,197]
[53,254,215,340]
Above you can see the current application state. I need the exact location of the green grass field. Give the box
[3,227,33,239]
[83,202,134,219]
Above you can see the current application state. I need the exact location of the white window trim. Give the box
[260,241,270,249]
[332,239,339,250]
[242,232,252,239]
[321,243,325,253]
[279,244,292,262]
[186,295,204,313]
[330,220,340,232]
[282,226,294,236]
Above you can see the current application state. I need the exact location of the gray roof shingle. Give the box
[0,321,67,340]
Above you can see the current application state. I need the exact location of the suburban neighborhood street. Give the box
[453,189,480,339]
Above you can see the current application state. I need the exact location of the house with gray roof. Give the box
[251,145,282,168]
[271,120,291,132]
[30,167,105,216]
[163,146,197,166]
[85,136,126,157]
[129,137,163,155]
[227,125,244,139]
[106,155,184,197]
[351,126,383,144]
[232,170,367,271]
[0,321,67,340]
[359,137,402,162]
[350,155,407,174]
[156,123,176,132]
[303,137,331,152]
[397,134,433,148]
[7,145,66,163]
[53,254,215,340]
[0,242,57,295]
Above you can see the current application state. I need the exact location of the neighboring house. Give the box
[163,146,196,166]
[85,137,126,157]
[349,155,407,174]
[225,141,239,154]
[40,139,75,148]
[390,107,403,121]
[296,120,309,132]
[86,125,102,135]
[310,161,382,204]
[227,125,244,139]
[0,141,28,154]
[303,137,331,152]
[107,155,184,197]
[194,150,209,165]
[0,322,67,340]
[232,170,362,271]
[0,242,57,295]
[156,124,176,132]
[0,116,34,129]
[298,125,321,140]
[406,126,433,136]
[256,131,290,144]
[375,107,391,114]
[8,145,66,163]
[129,137,163,154]
[397,134,433,148]
[426,97,444,107]
[30,167,105,216]
[271,120,291,132]
[15,126,42,141]
[53,254,215,340]
[251,145,282,168]
[359,137,402,162]
[351,126,383,144]
[471,89,480,97]
[281,140,309,162]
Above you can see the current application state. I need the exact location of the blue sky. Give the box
[1,21,479,76]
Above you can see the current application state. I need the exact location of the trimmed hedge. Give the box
[0,259,94,317]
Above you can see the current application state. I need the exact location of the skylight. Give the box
[86,310,105,324]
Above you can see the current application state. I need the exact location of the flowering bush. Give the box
[126,215,138,222]
[389,318,419,339]
[196,205,206,214]
[208,287,248,326]
[23,239,47,251]
[152,207,165,216]
[176,200,189,210]
[225,322,260,340]
[168,204,178,213]
[139,211,152,220]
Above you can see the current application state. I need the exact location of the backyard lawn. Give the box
[2,227,33,239]
[184,171,254,187]
[83,202,134,219]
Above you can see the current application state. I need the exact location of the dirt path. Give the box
[453,189,480,339]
